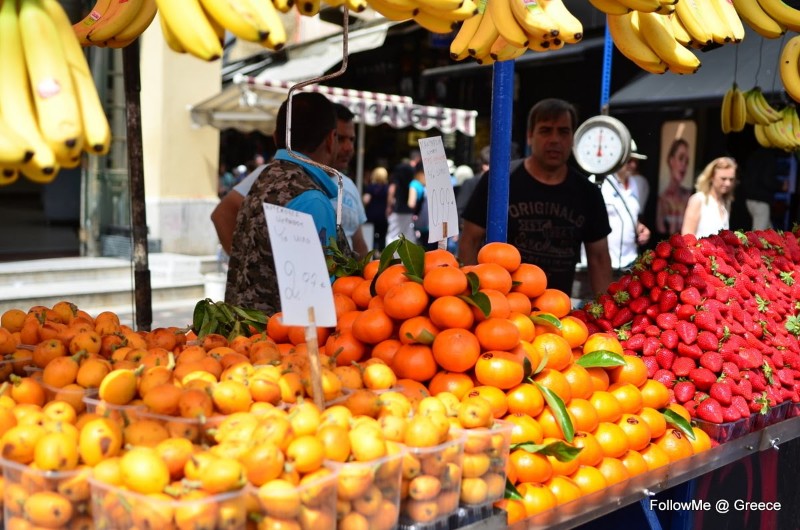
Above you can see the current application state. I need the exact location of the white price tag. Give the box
[263,203,337,327]
[418,136,459,243]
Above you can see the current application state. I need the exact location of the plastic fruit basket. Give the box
[248,468,339,530]
[692,414,752,444]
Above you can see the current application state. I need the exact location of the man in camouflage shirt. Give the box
[225,93,341,314]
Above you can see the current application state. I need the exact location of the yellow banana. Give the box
[0,166,19,186]
[108,0,158,43]
[754,124,771,148]
[489,0,529,48]
[20,0,84,161]
[243,0,287,49]
[417,0,479,22]
[72,0,114,45]
[295,0,321,16]
[732,0,785,39]
[344,0,368,10]
[509,0,559,42]
[538,0,582,43]
[607,12,667,74]
[615,0,659,12]
[415,0,464,12]
[781,106,799,149]
[637,11,700,75]
[0,1,57,176]
[323,0,345,6]
[587,0,629,16]
[0,112,32,166]
[757,0,800,33]
[450,6,484,60]
[159,11,186,53]
[199,0,265,41]
[711,0,744,43]
[730,84,747,132]
[468,3,500,58]
[366,0,414,21]
[86,0,146,43]
[655,2,674,15]
[154,0,223,60]
[413,9,458,33]
[780,35,800,105]
[490,34,527,61]
[694,0,732,45]
[720,85,733,134]
[674,0,711,48]
[272,0,293,12]
[42,0,112,156]
[669,12,692,47]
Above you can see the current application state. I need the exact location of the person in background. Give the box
[218,162,236,198]
[210,101,367,257]
[601,140,651,275]
[459,98,612,297]
[363,166,389,252]
[408,162,434,249]
[628,140,650,214]
[681,157,737,238]
[385,162,416,245]
[742,147,785,230]
[657,138,692,236]
[225,92,341,314]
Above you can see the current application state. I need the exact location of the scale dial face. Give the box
[572,116,632,176]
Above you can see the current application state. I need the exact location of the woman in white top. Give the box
[681,157,737,238]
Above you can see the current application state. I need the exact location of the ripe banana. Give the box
[450,6,484,60]
[509,0,559,42]
[711,0,744,43]
[490,35,527,61]
[108,0,158,44]
[468,5,500,58]
[607,12,668,74]
[780,35,800,105]
[489,0,529,48]
[693,0,732,45]
[0,0,59,180]
[588,0,629,16]
[243,0,287,49]
[637,11,701,75]
[19,0,84,162]
[615,0,659,13]
[754,123,771,148]
[669,12,692,47]
[757,0,800,33]
[538,0,582,43]
[344,0,368,11]
[159,11,185,53]
[412,10,458,33]
[721,84,733,134]
[731,0,785,39]
[729,84,746,132]
[745,87,780,125]
[0,112,32,166]
[366,0,414,21]
[296,0,321,16]
[0,167,19,186]
[417,0,478,22]
[72,0,114,45]
[199,0,265,42]
[87,0,146,43]
[674,0,711,48]
[42,0,112,156]
[154,0,223,61]
[415,0,463,12]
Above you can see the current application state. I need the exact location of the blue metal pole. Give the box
[600,23,613,115]
[486,60,515,243]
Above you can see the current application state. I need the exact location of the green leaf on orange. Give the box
[661,408,696,440]
[459,291,491,318]
[530,313,562,329]
[504,477,523,500]
[510,441,582,462]
[534,382,574,442]
[577,350,626,368]
[397,237,425,279]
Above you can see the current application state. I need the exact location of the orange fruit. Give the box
[609,383,644,415]
[475,318,521,351]
[566,398,599,433]
[586,367,610,392]
[509,449,552,483]
[351,309,394,345]
[654,428,694,462]
[390,344,437,383]
[428,296,475,330]
[503,412,545,445]
[688,426,712,454]
[569,465,608,496]
[589,391,623,423]
[532,333,573,372]
[531,289,571,318]
[472,289,511,321]
[666,403,691,422]
[517,481,557,517]
[467,386,508,418]
[474,351,525,390]
[494,499,527,525]
[532,368,572,404]
[619,449,649,477]
[506,383,545,418]
[592,422,630,458]
[559,316,589,349]
[508,311,536,342]
[638,407,667,439]
[639,442,671,470]
[596,456,630,486]
[472,262,513,294]
[423,249,458,274]
[616,413,652,451]
[374,263,409,297]
[571,431,603,467]
[583,332,624,356]
[431,328,481,373]
[427,371,474,399]
[383,282,429,321]
[506,293,533,316]
[544,475,582,505]
[608,355,648,388]
[562,364,594,400]
[477,242,522,272]
[422,266,468,297]
[542,436,580,477]
[510,263,547,299]
[639,380,671,409]
[535,407,577,440]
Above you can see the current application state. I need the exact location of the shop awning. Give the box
[609,28,786,111]
[190,75,478,137]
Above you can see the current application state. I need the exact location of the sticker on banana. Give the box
[509,0,559,42]
[86,0,146,43]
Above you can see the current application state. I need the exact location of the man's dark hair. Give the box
[333,102,354,122]
[527,98,578,133]
[275,92,336,152]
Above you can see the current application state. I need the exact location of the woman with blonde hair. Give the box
[681,157,737,238]
[363,166,390,252]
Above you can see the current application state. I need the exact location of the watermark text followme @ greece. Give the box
[649,499,781,513]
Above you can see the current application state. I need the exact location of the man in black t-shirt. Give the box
[459,98,612,297]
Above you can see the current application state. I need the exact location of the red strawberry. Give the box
[738,349,764,370]
[684,400,698,418]
[655,313,677,330]
[777,368,795,387]
[694,311,717,333]
[696,397,724,423]
[656,270,669,288]
[631,315,651,334]
[697,331,719,352]
[689,367,717,390]
[623,333,645,352]
[679,287,703,306]
[658,290,679,313]
[642,356,659,378]
[602,298,618,320]
[660,329,679,350]
[750,372,767,392]
[676,304,697,321]
[649,286,662,304]
[653,369,676,389]
[652,257,668,273]
[721,362,740,381]
[611,307,634,328]
[666,273,685,292]
[671,263,690,277]
[628,280,644,300]
[643,336,660,357]
[732,395,751,417]
[645,325,661,338]
[669,233,689,248]
[655,348,675,370]
[672,357,696,377]
[722,406,742,422]
[638,269,655,289]
[733,379,753,400]
[673,381,696,403]
[675,321,698,345]
[677,342,703,360]
[709,381,732,406]
[672,247,696,265]
[699,351,723,373]
[655,241,672,258]
[629,297,651,315]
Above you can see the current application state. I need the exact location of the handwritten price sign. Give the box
[263,203,336,327]
[418,136,459,243]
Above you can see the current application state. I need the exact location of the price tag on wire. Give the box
[263,203,336,327]
[418,136,459,245]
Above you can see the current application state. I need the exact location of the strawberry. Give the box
[750,372,767,392]
[653,369,676,389]
[643,336,660,357]
[645,325,661,338]
[669,232,688,248]
[722,406,742,422]
[689,367,717,390]
[638,270,655,289]
[660,329,679,350]
[629,297,651,315]
[655,241,672,258]
[697,331,719,352]
[656,270,669,288]
[655,313,677,330]
[677,342,703,360]
[655,348,675,370]
[675,321,698,345]
[721,362,740,381]
[731,395,751,417]
[684,400,698,418]
[658,290,679,313]
[676,304,697,320]
[649,286,662,304]
[679,286,702,306]
[709,381,732,406]
[602,298,618,320]
[777,368,795,387]
[623,333,645,352]
[696,397,724,423]
[738,348,764,370]
[611,307,633,328]
[671,263,690,277]
[642,356,659,378]
[672,247,696,265]
[672,357,696,377]
[628,279,643,300]
[665,273,685,292]
[673,381,696,403]
[694,311,717,333]
[631,314,651,334]
[699,351,723,373]
[652,257,668,273]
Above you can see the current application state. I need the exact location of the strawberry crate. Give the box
[751,401,791,431]
[693,414,751,444]
[787,401,800,419]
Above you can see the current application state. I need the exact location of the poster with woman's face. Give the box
[658,120,697,194]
